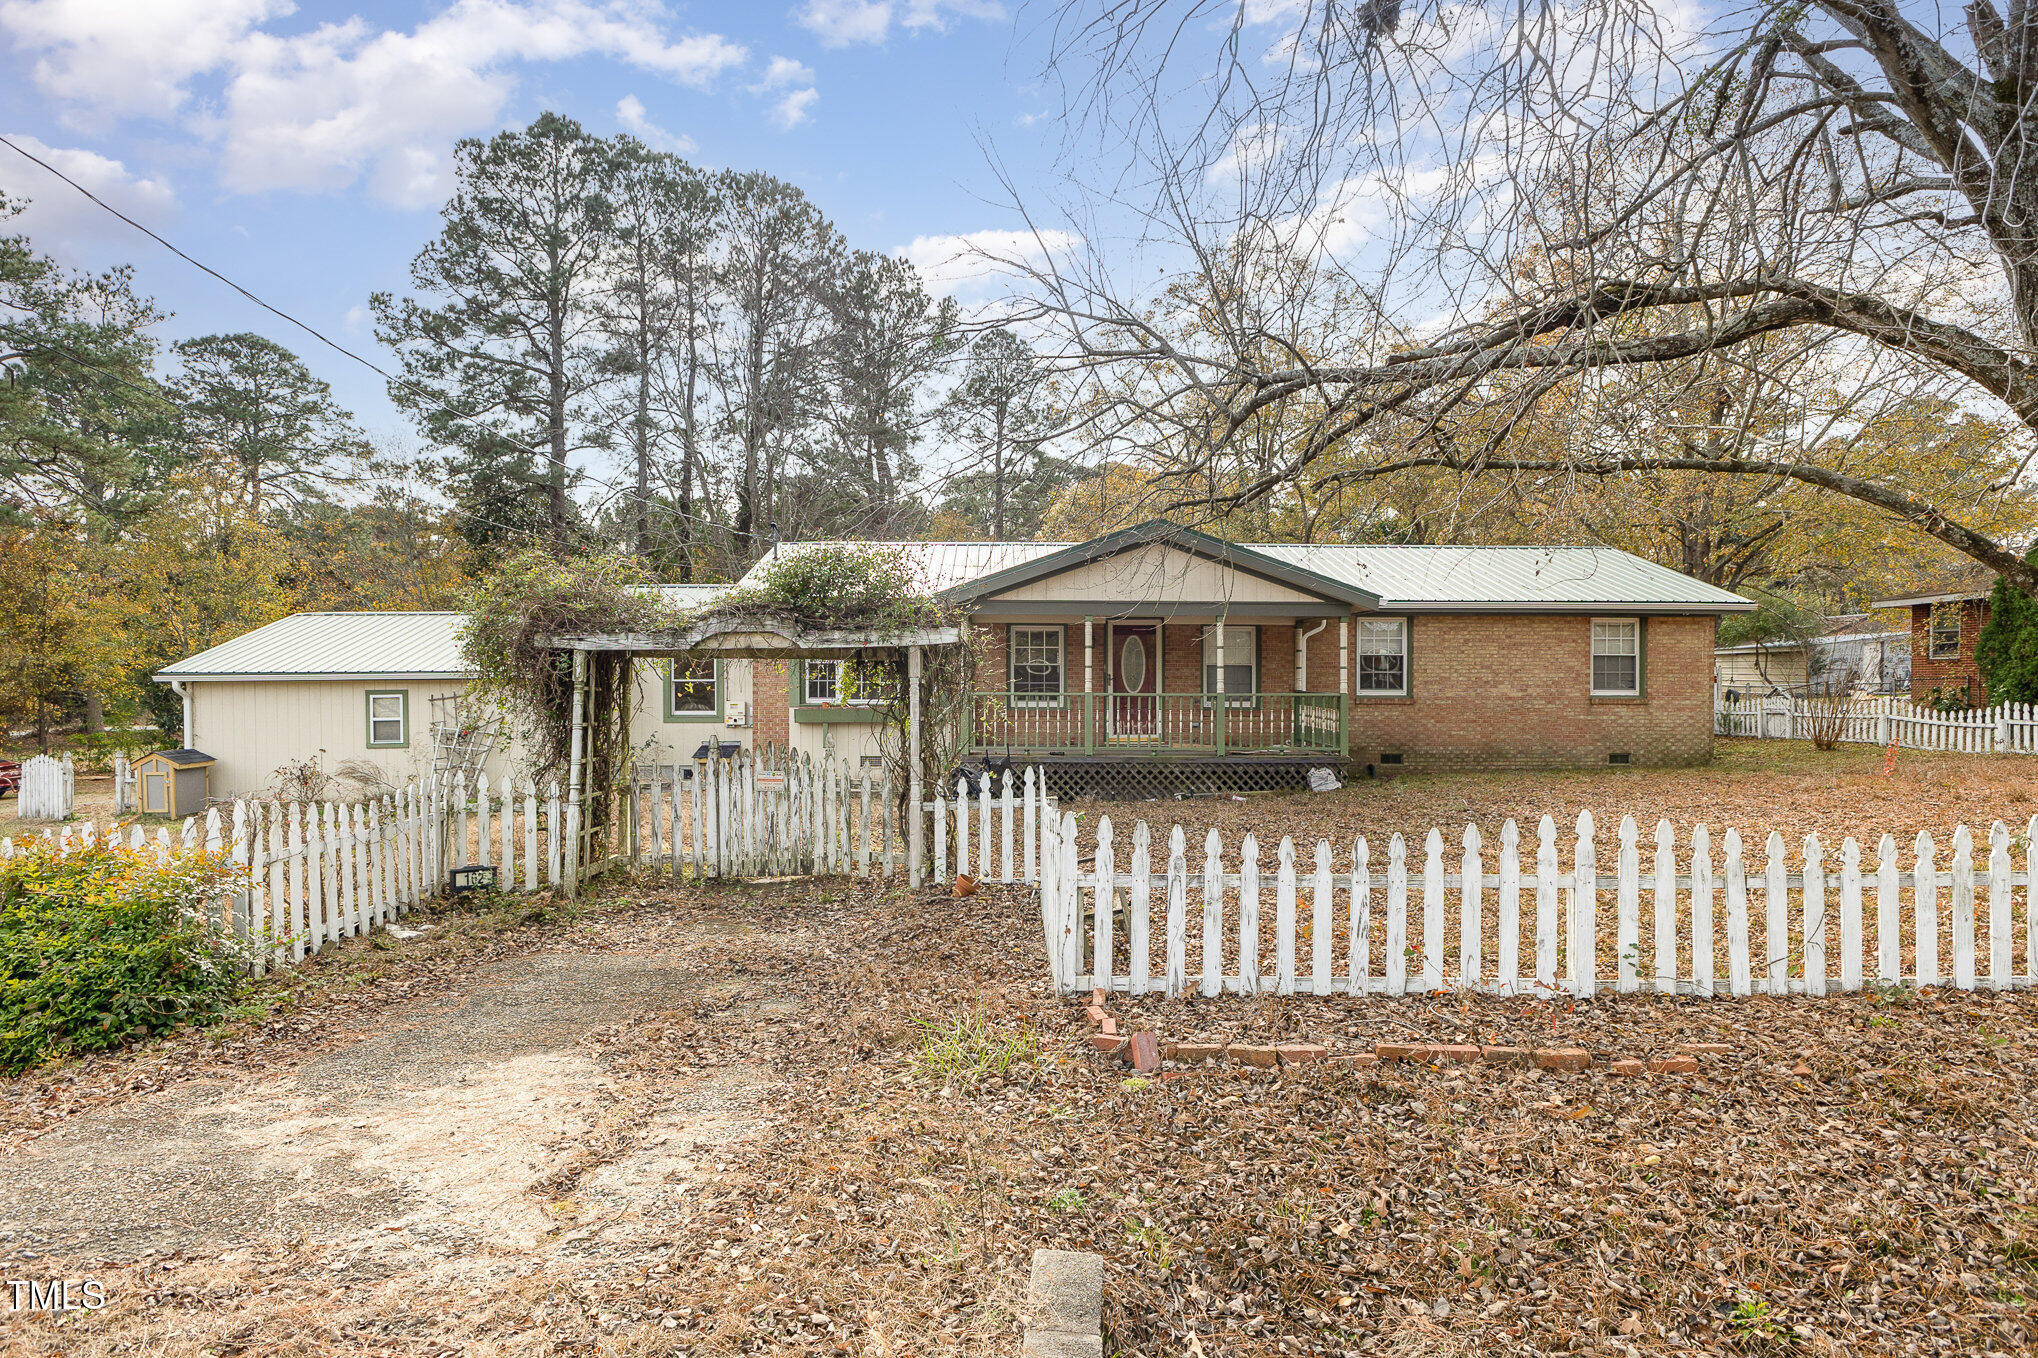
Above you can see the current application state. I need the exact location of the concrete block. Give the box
[1023,1248,1104,1358]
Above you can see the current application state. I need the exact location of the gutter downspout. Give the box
[1295,619,1329,690]
[1296,619,1329,750]
[170,679,191,747]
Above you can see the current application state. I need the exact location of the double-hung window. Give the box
[1358,618,1408,694]
[1202,624,1257,706]
[804,659,893,706]
[366,691,408,747]
[667,660,718,719]
[1009,626,1064,706]
[1590,618,1642,696]
[1929,603,1963,659]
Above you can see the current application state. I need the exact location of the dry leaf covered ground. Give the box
[5,856,2037,1356]
[1062,739,2038,861]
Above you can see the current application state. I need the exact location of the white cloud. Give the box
[901,0,1005,32]
[899,226,1078,298]
[796,0,1002,47]
[0,0,747,206]
[769,86,820,131]
[616,93,696,152]
[0,0,287,121]
[797,0,891,46]
[0,133,177,255]
[754,55,816,90]
[752,55,817,131]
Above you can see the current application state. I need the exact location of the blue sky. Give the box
[0,0,1068,445]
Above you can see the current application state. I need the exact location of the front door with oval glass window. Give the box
[1110,622,1159,740]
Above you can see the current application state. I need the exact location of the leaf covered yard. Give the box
[6,863,2035,1357]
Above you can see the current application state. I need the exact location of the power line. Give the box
[3,131,1039,562]
[0,131,731,544]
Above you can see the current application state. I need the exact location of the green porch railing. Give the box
[969,691,1347,758]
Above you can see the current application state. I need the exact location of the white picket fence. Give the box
[1037,811,2038,999]
[618,750,1055,884]
[2,784,451,975]
[15,754,75,821]
[0,749,1055,982]
[1716,693,2038,754]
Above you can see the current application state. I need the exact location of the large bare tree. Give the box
[1008,0,2038,590]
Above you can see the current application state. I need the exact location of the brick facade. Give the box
[1347,613,1714,770]
[1905,599,1991,707]
[963,612,1716,770]
[752,660,790,748]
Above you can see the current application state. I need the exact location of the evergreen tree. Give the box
[937,329,1067,540]
[372,113,619,557]
[1978,547,2038,705]
[815,249,957,538]
[171,332,367,515]
[591,141,721,571]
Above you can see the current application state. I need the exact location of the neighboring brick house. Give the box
[748,521,1754,776]
[1870,577,1996,707]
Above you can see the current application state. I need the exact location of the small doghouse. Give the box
[133,749,215,817]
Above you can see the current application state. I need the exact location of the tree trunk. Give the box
[992,402,1007,541]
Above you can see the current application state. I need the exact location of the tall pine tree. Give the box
[373,113,619,558]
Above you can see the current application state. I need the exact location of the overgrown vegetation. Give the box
[463,544,957,776]
[706,543,949,632]
[462,551,665,773]
[0,840,252,1073]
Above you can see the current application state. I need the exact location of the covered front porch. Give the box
[966,611,1355,762]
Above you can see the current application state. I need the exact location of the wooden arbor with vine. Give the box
[540,611,963,890]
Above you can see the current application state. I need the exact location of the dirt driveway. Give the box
[3,949,761,1268]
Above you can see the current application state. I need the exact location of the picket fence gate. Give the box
[1036,811,2038,999]
[15,754,75,821]
[1716,693,2038,755]
[620,750,1055,885]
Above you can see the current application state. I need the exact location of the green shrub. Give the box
[0,840,254,1073]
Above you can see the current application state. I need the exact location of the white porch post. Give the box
[564,647,587,896]
[907,643,924,888]
[1084,615,1095,750]
[1339,616,1350,692]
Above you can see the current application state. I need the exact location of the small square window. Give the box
[669,660,717,716]
[367,692,407,747]
[1591,619,1641,696]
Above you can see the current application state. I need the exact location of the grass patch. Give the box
[911,1009,1039,1089]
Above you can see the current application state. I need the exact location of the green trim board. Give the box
[793,706,890,724]
[365,689,409,748]
[971,598,1350,618]
[661,658,724,722]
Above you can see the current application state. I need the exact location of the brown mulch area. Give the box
[1061,739,2038,865]
[7,870,2038,1356]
